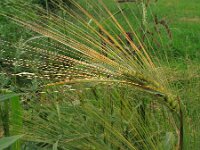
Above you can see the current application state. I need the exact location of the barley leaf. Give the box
[0,135,24,150]
[0,93,21,102]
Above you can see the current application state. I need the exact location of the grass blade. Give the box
[0,135,24,150]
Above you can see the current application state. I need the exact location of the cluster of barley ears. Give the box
[0,0,183,149]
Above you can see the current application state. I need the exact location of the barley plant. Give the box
[0,0,183,149]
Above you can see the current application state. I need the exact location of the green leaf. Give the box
[0,135,24,150]
[158,132,176,150]
[0,93,21,102]
[10,95,23,150]
[53,141,58,150]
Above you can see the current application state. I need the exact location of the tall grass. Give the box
[0,92,23,149]
[19,85,178,149]
[0,0,184,149]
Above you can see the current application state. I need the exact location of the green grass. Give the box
[154,1,200,148]
[0,0,200,149]
[154,0,200,60]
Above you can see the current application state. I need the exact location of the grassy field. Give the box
[155,0,200,148]
[0,0,200,149]
[155,0,200,60]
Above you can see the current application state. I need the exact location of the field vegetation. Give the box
[0,0,199,149]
